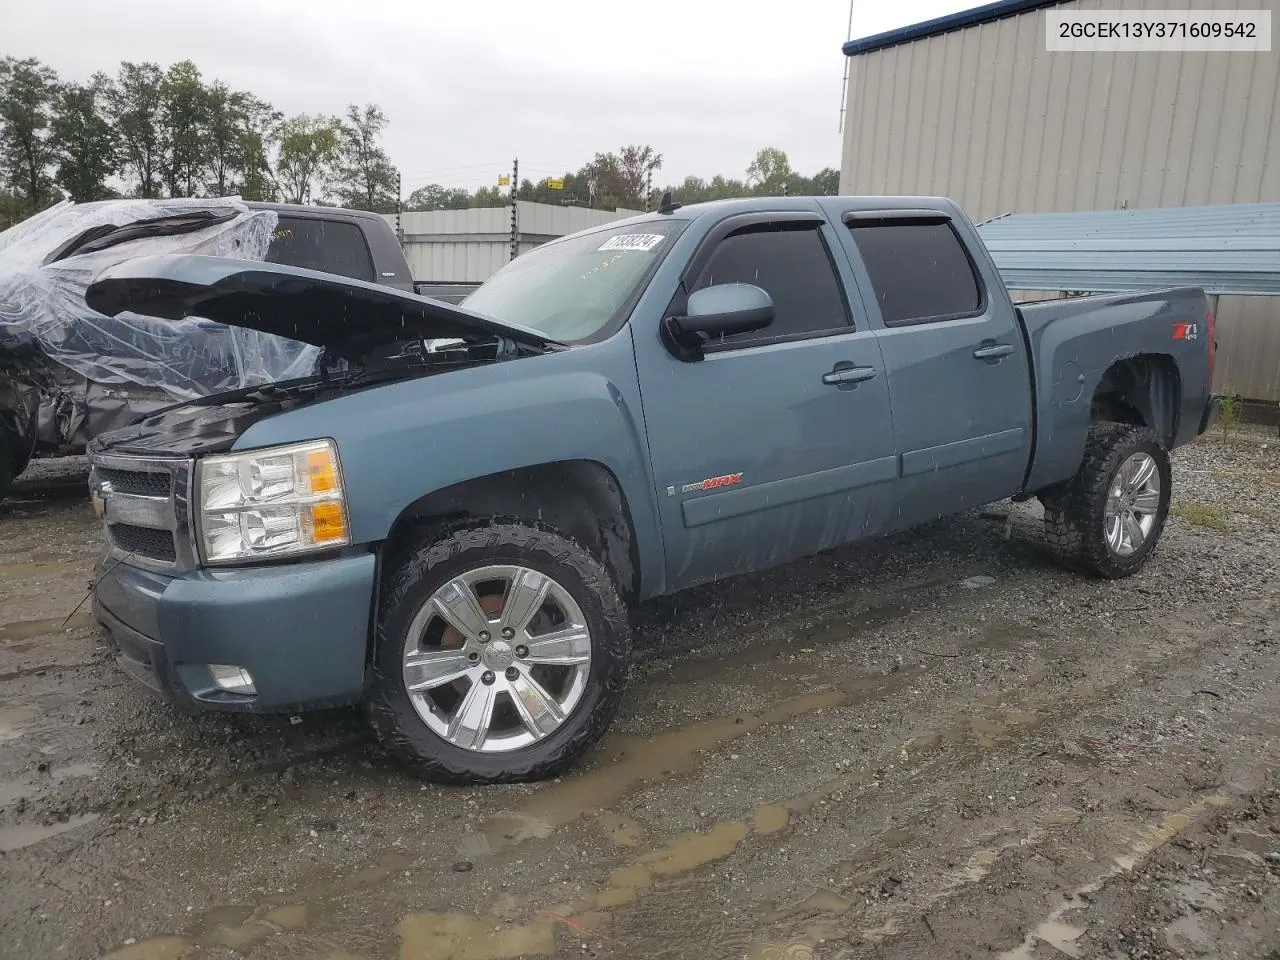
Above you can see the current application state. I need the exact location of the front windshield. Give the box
[462,221,683,342]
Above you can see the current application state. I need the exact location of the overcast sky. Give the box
[4,0,975,194]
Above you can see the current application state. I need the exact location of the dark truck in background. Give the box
[0,200,416,500]
[82,195,1217,784]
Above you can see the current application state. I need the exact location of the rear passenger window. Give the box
[266,217,375,282]
[691,226,849,346]
[847,221,982,325]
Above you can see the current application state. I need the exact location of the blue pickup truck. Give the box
[82,195,1217,784]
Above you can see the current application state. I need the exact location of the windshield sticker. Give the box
[598,233,665,253]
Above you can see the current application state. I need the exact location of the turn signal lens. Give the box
[305,501,348,544]
[306,449,339,494]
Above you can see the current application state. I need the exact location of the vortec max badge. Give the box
[678,473,743,494]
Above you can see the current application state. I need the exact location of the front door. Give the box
[838,212,1033,528]
[633,213,899,591]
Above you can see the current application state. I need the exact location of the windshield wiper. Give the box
[43,210,241,265]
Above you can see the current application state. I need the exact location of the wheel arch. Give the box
[1090,354,1182,447]
[379,459,642,606]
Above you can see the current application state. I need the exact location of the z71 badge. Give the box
[1172,322,1199,341]
[678,473,743,494]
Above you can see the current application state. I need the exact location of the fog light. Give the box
[208,664,256,695]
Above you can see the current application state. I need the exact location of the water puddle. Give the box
[1176,879,1225,913]
[999,794,1231,959]
[0,557,83,579]
[596,811,644,848]
[398,912,555,960]
[0,612,93,643]
[53,761,99,781]
[0,705,35,742]
[481,688,844,855]
[0,812,99,852]
[1039,808,1082,828]
[963,848,1001,882]
[749,942,816,959]
[969,708,1038,748]
[102,936,192,960]
[791,891,852,916]
[753,804,790,835]
[1165,913,1212,953]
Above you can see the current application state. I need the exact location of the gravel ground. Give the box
[0,428,1278,960]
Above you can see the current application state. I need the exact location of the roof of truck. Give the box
[246,201,387,220]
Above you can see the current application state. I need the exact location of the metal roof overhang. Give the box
[977,203,1280,297]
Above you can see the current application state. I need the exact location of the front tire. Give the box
[366,521,631,784]
[1042,422,1172,579]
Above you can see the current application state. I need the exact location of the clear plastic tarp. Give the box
[0,197,321,401]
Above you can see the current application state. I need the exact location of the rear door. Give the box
[632,212,899,591]
[837,211,1032,527]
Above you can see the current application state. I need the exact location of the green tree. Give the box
[0,57,60,215]
[746,146,793,195]
[159,60,209,197]
[405,183,470,211]
[109,61,165,198]
[810,167,840,195]
[50,75,118,202]
[330,103,397,212]
[274,113,339,204]
[236,96,281,202]
[469,185,507,208]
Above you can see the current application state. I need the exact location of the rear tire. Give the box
[1042,422,1171,579]
[366,520,631,785]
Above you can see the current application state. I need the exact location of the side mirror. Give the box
[661,283,775,361]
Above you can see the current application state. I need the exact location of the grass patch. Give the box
[1171,501,1236,532]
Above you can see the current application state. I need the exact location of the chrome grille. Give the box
[94,467,172,497]
[89,454,195,572]
[108,523,178,563]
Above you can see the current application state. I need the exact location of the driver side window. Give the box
[691,225,851,347]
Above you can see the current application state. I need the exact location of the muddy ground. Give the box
[1,430,1279,960]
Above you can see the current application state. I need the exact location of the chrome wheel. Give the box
[1104,452,1161,557]
[401,564,592,753]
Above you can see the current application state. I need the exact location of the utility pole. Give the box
[395,169,403,247]
[509,158,519,262]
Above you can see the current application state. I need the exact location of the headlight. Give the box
[196,439,350,564]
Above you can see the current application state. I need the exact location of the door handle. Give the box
[973,342,1015,361]
[822,363,878,387]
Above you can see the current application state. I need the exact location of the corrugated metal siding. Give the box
[384,202,642,285]
[978,203,1280,295]
[840,0,1280,400]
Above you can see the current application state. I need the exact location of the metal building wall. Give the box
[839,0,1280,400]
[386,203,641,284]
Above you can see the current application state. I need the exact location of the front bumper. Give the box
[93,551,377,712]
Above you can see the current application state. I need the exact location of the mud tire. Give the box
[1042,421,1172,579]
[366,520,631,785]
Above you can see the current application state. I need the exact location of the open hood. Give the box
[84,254,561,360]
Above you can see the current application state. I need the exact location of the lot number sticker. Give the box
[598,233,665,253]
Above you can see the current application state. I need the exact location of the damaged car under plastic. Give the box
[0,198,322,493]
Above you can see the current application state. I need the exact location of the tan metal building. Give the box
[383,202,641,285]
[840,0,1280,401]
